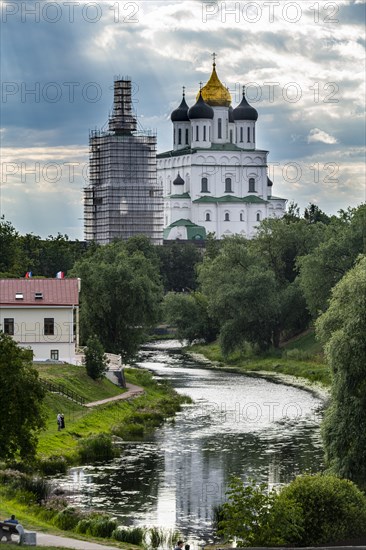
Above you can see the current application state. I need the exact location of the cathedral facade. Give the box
[157,61,286,240]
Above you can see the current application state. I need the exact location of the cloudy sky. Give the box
[1,0,365,239]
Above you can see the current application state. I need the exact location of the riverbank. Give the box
[185,335,330,401]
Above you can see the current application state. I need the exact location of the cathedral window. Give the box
[225,177,232,193]
[256,212,261,222]
[173,129,175,145]
[205,212,211,221]
[185,128,189,145]
[224,212,230,221]
[249,178,256,193]
[240,127,243,142]
[196,125,199,141]
[253,127,255,142]
[201,177,208,193]
[178,128,182,145]
[247,127,250,142]
[240,212,244,221]
[203,126,206,141]
[230,129,233,143]
[218,118,222,139]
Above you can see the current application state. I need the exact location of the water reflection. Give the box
[57,342,324,545]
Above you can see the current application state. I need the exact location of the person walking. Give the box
[57,413,62,431]
[60,413,65,429]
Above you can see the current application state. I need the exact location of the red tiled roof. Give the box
[0,279,79,306]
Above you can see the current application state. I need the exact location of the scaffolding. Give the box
[84,78,163,245]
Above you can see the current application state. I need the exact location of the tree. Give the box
[71,240,163,362]
[298,205,366,316]
[316,256,366,486]
[157,241,202,292]
[84,335,109,380]
[0,333,45,461]
[0,217,19,274]
[163,291,218,344]
[304,203,330,224]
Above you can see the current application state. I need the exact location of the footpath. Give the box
[85,382,144,407]
[35,532,119,549]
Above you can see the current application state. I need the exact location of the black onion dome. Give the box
[228,105,234,123]
[188,91,214,120]
[233,88,258,121]
[171,95,190,122]
[173,173,185,185]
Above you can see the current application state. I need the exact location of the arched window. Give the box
[225,177,232,193]
[247,127,250,142]
[203,125,207,141]
[185,128,189,145]
[224,212,230,221]
[196,125,199,141]
[205,212,211,221]
[256,212,261,222]
[249,178,256,193]
[240,212,244,221]
[253,127,255,142]
[178,128,182,145]
[230,129,233,143]
[173,129,176,145]
[240,127,243,142]
[201,177,208,193]
[218,118,222,139]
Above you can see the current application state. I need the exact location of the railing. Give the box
[41,380,86,405]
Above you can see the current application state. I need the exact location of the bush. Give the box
[54,507,82,531]
[37,455,68,475]
[88,518,117,538]
[75,519,92,534]
[77,433,114,462]
[84,335,109,380]
[283,348,312,361]
[279,474,366,545]
[112,526,145,544]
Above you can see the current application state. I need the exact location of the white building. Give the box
[0,278,80,363]
[158,61,287,240]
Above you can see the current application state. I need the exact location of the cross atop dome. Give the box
[197,54,231,107]
[212,52,216,67]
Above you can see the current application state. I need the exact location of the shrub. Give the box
[88,518,117,538]
[283,348,312,361]
[75,519,92,534]
[77,433,114,462]
[279,474,366,545]
[54,507,82,531]
[37,455,68,475]
[112,526,145,544]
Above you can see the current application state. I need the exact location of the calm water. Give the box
[57,341,324,546]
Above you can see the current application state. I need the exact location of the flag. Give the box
[25,272,32,278]
[56,271,65,279]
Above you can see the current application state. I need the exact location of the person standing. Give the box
[57,413,61,431]
[60,413,65,429]
[174,541,184,550]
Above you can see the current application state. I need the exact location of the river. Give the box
[56,341,324,546]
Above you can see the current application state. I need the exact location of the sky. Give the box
[1,0,365,239]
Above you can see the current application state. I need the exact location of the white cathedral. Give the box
[157,59,287,240]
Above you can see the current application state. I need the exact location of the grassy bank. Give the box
[36,367,188,461]
[187,330,330,387]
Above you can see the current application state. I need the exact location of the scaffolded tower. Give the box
[84,78,163,244]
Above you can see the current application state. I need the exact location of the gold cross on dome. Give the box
[212,52,216,66]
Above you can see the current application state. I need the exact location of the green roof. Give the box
[268,196,287,201]
[168,193,191,199]
[157,144,267,158]
[163,219,206,241]
[193,195,268,204]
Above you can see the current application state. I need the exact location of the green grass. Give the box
[188,330,330,387]
[36,363,125,402]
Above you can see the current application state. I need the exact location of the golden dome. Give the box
[197,63,232,107]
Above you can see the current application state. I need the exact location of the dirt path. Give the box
[85,383,144,407]
[36,532,119,549]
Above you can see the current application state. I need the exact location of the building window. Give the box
[44,318,54,336]
[178,128,182,145]
[247,127,250,142]
[249,178,256,193]
[256,212,261,222]
[4,318,14,335]
[230,129,233,143]
[185,128,189,145]
[196,125,199,141]
[240,212,244,221]
[201,177,208,193]
[218,118,222,139]
[173,129,175,145]
[224,212,230,221]
[253,127,255,142]
[225,177,232,193]
[205,212,211,221]
[50,350,59,360]
[240,127,243,142]
[203,125,206,141]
